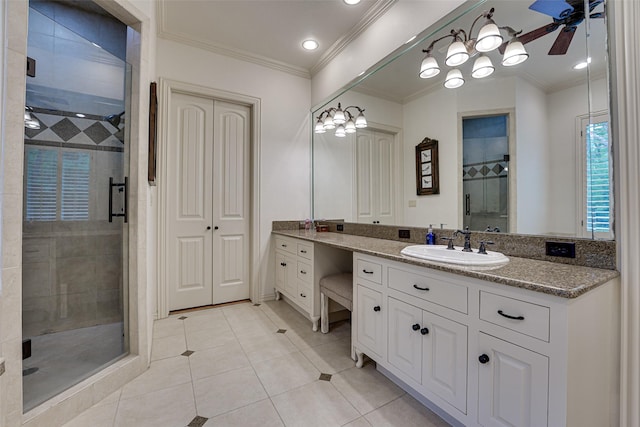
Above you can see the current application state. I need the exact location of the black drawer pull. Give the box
[300,293,306,298]
[412,323,420,331]
[413,284,429,291]
[281,244,287,248]
[363,269,374,274]
[300,270,307,275]
[280,262,286,267]
[373,305,381,312]
[420,327,429,335]
[300,249,307,253]
[479,354,490,364]
[497,310,525,320]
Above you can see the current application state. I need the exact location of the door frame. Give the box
[156,78,261,318]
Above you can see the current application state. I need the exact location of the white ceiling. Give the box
[157,0,395,77]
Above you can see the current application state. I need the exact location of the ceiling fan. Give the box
[500,0,605,55]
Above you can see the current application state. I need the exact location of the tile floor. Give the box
[63,300,451,427]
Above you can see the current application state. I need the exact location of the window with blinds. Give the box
[25,147,90,221]
[585,121,610,234]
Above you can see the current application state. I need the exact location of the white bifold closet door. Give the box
[167,92,250,311]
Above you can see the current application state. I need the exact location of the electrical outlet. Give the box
[546,241,576,258]
[408,200,417,207]
[398,229,410,239]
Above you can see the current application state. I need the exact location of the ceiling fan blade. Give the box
[498,23,560,54]
[549,27,576,55]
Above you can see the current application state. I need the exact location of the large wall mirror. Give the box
[312,0,613,240]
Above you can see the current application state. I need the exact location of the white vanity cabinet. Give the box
[273,235,351,331]
[352,252,619,427]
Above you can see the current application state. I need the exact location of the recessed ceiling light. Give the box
[302,40,319,51]
[76,113,86,118]
[574,57,592,70]
[344,0,361,4]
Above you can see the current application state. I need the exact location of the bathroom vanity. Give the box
[272,229,620,427]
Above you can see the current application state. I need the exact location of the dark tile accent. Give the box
[276,329,286,334]
[50,118,81,141]
[179,316,188,320]
[84,121,112,144]
[319,373,332,381]
[253,303,261,306]
[187,415,208,427]
[181,350,194,357]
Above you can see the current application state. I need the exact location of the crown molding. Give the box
[309,0,399,76]
[157,0,397,80]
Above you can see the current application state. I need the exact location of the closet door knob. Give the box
[373,305,381,312]
[412,323,420,331]
[206,226,211,230]
[420,327,429,335]
[478,354,490,364]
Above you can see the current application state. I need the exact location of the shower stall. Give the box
[22,1,130,411]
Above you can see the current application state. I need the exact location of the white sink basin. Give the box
[401,245,509,267]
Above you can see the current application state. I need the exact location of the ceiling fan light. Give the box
[444,69,465,89]
[323,115,335,130]
[335,124,346,137]
[445,40,469,67]
[419,54,440,78]
[502,39,529,66]
[471,55,495,78]
[355,112,367,128]
[345,119,356,133]
[475,21,503,52]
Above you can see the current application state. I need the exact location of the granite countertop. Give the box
[273,230,620,299]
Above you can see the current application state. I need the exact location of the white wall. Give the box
[311,0,466,106]
[155,38,311,301]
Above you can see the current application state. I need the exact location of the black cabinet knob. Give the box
[214,226,219,230]
[206,226,211,230]
[373,305,381,312]
[280,262,286,267]
[412,323,420,331]
[420,327,429,335]
[479,354,490,364]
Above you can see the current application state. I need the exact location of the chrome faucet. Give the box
[455,227,473,252]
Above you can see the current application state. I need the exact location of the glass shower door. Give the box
[22,3,129,411]
[462,115,510,232]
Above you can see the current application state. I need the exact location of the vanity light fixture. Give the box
[343,0,361,4]
[418,7,528,88]
[314,102,367,137]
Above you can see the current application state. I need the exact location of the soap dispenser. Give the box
[426,224,436,245]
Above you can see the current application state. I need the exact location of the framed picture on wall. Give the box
[415,137,439,195]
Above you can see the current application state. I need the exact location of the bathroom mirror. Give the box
[312,0,612,240]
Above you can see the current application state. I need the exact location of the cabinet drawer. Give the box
[357,259,382,284]
[297,242,312,259]
[297,261,312,283]
[275,237,296,255]
[297,282,312,310]
[388,268,467,314]
[480,291,550,342]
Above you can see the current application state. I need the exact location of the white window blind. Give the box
[25,148,57,221]
[61,151,90,220]
[585,120,611,233]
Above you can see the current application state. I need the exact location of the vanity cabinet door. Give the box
[477,333,549,427]
[422,311,467,413]
[275,252,297,296]
[388,297,422,379]
[356,284,385,358]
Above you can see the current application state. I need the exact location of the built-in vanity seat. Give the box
[272,229,620,427]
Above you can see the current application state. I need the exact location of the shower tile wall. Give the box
[23,109,124,337]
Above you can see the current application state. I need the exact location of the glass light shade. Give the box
[332,109,346,125]
[445,40,469,67]
[419,55,440,79]
[475,21,503,52]
[502,39,529,66]
[323,115,335,130]
[471,55,495,78]
[334,124,346,137]
[355,112,367,128]
[444,69,465,89]
[314,119,326,133]
[345,119,356,133]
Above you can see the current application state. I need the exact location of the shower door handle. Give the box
[109,177,128,223]
[465,194,470,216]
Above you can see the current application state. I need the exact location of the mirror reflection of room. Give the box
[312,0,611,240]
